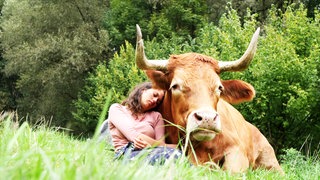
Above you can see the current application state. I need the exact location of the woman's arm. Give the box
[134,134,178,149]
[136,133,164,147]
[108,104,141,141]
[136,112,177,148]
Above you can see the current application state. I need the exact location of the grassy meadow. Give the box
[0,112,319,180]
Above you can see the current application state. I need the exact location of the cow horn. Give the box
[135,24,168,71]
[218,27,260,72]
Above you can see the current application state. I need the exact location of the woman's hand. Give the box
[133,137,151,149]
[133,134,178,149]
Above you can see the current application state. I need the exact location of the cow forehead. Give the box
[172,68,221,86]
[167,53,221,88]
[167,52,220,73]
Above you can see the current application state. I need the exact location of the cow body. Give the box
[135,25,283,174]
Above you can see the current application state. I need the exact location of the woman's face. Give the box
[141,88,165,112]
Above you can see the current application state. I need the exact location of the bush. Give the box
[240,4,319,153]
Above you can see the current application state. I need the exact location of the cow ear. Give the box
[146,70,170,90]
[220,80,255,104]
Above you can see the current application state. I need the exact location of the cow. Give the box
[134,24,284,174]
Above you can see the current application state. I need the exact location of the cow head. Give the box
[135,25,259,142]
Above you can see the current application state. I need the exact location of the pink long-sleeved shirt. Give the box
[108,103,165,151]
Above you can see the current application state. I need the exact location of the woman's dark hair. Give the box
[121,82,153,115]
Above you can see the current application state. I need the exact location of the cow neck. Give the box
[158,92,173,122]
[158,92,180,144]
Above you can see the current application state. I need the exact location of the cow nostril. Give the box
[194,112,203,121]
[193,111,219,122]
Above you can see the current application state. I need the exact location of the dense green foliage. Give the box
[1,0,109,127]
[0,113,319,179]
[104,0,319,49]
[104,0,208,49]
[240,5,320,153]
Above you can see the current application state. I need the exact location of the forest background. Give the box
[0,0,319,156]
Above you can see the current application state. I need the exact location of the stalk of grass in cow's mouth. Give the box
[192,128,221,134]
[189,128,221,142]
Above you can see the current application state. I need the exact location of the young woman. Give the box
[107,82,182,165]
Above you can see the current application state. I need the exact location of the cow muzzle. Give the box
[186,109,221,142]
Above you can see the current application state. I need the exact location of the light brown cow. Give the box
[135,25,284,174]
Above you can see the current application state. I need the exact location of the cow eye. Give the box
[219,85,224,92]
[171,84,180,91]
[216,85,224,95]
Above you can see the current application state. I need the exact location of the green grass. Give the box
[0,113,319,180]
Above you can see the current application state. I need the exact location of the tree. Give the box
[104,0,152,50]
[205,0,319,24]
[1,0,109,127]
[0,0,17,111]
[104,0,208,50]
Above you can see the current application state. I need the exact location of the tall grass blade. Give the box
[6,122,30,154]
[93,91,113,139]
[38,148,60,180]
